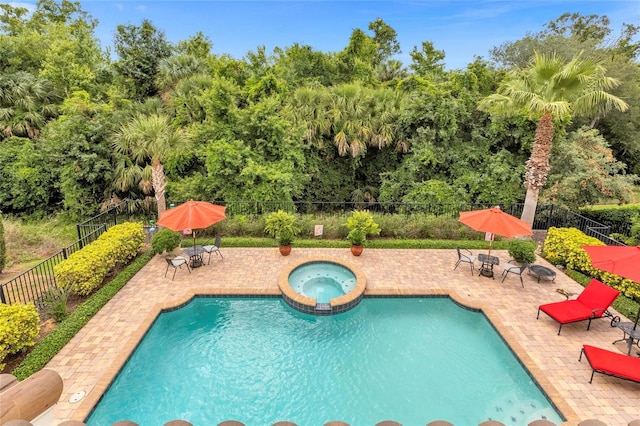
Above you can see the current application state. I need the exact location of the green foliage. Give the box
[151,228,181,254]
[112,19,172,100]
[346,210,381,246]
[39,92,117,219]
[0,137,61,216]
[0,215,5,272]
[542,227,640,299]
[264,210,299,246]
[12,250,154,380]
[54,222,144,295]
[507,239,537,263]
[41,287,69,322]
[580,204,640,238]
[0,302,40,371]
[544,127,637,208]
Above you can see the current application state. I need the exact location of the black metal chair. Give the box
[164,255,191,280]
[501,261,529,287]
[202,235,223,264]
[454,247,476,275]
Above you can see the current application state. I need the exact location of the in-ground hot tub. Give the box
[278,257,367,315]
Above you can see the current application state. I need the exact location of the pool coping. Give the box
[278,256,367,314]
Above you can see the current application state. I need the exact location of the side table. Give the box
[612,319,640,356]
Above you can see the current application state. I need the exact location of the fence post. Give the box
[0,285,6,304]
[112,206,118,227]
[76,223,82,244]
[546,204,554,230]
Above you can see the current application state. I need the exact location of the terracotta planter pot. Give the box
[279,245,292,256]
[350,245,363,256]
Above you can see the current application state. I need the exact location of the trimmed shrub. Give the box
[0,303,40,371]
[580,204,640,236]
[151,228,181,254]
[54,222,144,296]
[507,239,537,263]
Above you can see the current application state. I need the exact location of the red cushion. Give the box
[576,279,620,314]
[582,345,640,383]
[539,300,594,324]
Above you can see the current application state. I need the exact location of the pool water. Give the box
[288,261,356,303]
[87,298,563,425]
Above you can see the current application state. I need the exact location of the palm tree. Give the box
[479,52,628,224]
[112,113,189,217]
[0,72,59,139]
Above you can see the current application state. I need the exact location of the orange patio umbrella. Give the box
[458,206,534,255]
[583,244,640,329]
[157,200,226,246]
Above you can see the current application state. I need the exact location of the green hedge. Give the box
[55,222,145,295]
[12,250,154,380]
[580,204,640,236]
[209,213,497,242]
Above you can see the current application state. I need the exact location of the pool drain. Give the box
[69,390,86,403]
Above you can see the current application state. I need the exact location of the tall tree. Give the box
[544,127,637,208]
[368,18,400,64]
[113,19,172,101]
[112,113,189,216]
[479,52,629,224]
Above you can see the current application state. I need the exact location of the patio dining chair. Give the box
[164,255,191,280]
[203,235,223,264]
[454,247,476,275]
[501,261,529,287]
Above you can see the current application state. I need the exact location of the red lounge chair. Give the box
[579,344,640,384]
[537,279,619,335]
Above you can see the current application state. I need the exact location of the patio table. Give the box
[182,245,206,268]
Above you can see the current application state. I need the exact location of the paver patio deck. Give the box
[43,248,639,425]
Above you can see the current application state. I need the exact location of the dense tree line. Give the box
[0,1,638,221]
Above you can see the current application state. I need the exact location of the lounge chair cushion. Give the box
[539,279,619,324]
[581,345,640,383]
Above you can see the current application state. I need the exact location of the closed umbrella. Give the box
[156,200,226,247]
[458,206,534,256]
[583,245,640,329]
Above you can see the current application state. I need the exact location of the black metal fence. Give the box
[0,200,623,306]
[0,203,133,306]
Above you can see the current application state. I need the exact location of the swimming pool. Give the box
[86,297,563,425]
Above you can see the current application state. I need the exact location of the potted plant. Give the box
[507,239,537,264]
[264,210,299,256]
[346,210,381,256]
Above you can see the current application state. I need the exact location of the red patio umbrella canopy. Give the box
[157,200,226,231]
[583,244,640,329]
[582,245,640,283]
[458,207,533,238]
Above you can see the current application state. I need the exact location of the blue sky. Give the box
[22,1,640,69]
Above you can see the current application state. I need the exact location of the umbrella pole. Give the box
[487,234,493,257]
[634,304,639,330]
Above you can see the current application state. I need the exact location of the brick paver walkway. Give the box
[45,248,639,425]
